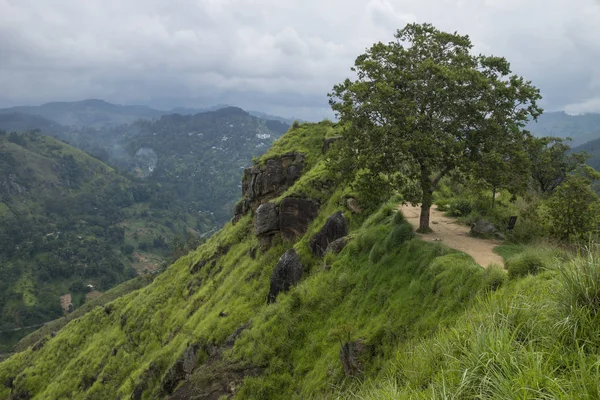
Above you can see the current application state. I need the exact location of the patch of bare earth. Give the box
[400,204,504,268]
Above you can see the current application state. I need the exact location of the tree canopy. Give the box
[328,23,542,231]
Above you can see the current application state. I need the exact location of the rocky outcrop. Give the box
[255,202,279,236]
[325,237,349,255]
[233,152,305,223]
[0,174,26,201]
[279,198,320,241]
[169,324,261,400]
[310,212,349,258]
[254,197,320,251]
[471,219,496,236]
[161,344,200,395]
[340,340,372,377]
[267,249,304,304]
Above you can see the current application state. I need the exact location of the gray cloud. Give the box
[1,0,600,120]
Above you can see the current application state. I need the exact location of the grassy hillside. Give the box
[1,122,599,399]
[0,132,213,344]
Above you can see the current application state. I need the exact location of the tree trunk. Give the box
[491,187,496,209]
[418,167,433,233]
[419,198,432,233]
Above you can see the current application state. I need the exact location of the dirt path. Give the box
[400,204,504,268]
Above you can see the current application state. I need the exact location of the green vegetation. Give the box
[0,131,212,342]
[329,23,541,232]
[574,135,600,173]
[0,115,599,399]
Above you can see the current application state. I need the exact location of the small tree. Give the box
[528,136,587,194]
[329,23,542,232]
[546,169,600,241]
[472,136,531,209]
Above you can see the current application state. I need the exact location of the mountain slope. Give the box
[2,122,599,399]
[573,136,600,172]
[527,111,600,146]
[0,132,215,347]
[0,122,494,398]
[0,113,65,136]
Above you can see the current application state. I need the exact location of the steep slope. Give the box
[527,111,600,146]
[2,122,599,399]
[0,132,211,347]
[0,122,488,398]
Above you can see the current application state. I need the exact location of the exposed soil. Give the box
[400,204,504,268]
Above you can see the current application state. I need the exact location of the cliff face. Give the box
[0,122,492,399]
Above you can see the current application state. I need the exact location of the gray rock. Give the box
[325,237,349,255]
[471,219,496,236]
[310,212,349,257]
[241,153,305,204]
[182,345,198,375]
[255,202,279,236]
[279,197,320,241]
[267,249,304,304]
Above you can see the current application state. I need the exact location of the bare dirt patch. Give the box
[400,204,504,268]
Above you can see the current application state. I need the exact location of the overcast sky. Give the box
[2,0,600,120]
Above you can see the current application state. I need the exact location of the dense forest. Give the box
[0,106,286,350]
[0,132,199,340]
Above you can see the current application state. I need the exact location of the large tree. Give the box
[328,23,542,232]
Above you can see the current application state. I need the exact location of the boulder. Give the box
[471,219,496,236]
[325,237,349,255]
[267,249,304,304]
[279,197,320,241]
[255,202,279,236]
[340,340,372,377]
[310,212,349,257]
[182,345,198,375]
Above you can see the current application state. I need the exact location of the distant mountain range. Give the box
[0,99,299,129]
[527,111,600,147]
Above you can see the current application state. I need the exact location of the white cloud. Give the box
[1,0,600,119]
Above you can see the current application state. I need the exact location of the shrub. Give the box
[393,210,406,225]
[369,242,387,264]
[482,264,507,291]
[545,175,600,242]
[449,198,474,217]
[384,222,414,252]
[558,252,600,313]
[507,252,547,279]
